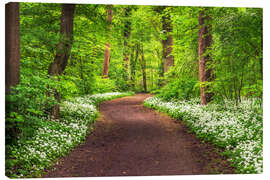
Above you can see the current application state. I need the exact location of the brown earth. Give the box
[43,94,234,177]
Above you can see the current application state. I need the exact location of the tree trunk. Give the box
[102,5,113,78]
[48,4,75,75]
[5,2,20,93]
[123,7,132,80]
[140,45,147,92]
[161,9,174,74]
[91,35,97,64]
[130,45,139,89]
[198,10,214,105]
[155,48,164,87]
[102,43,110,78]
[48,4,75,119]
[130,46,135,88]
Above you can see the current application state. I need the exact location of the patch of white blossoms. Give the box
[8,92,133,178]
[144,97,263,174]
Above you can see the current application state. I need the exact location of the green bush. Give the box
[91,76,118,93]
[5,74,58,144]
[156,78,199,101]
[58,75,80,99]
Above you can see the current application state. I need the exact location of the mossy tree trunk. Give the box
[161,10,174,74]
[198,9,214,105]
[48,4,75,118]
[123,7,132,81]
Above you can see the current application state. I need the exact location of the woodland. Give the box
[5,2,263,178]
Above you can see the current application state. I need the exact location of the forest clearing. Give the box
[5,2,262,178]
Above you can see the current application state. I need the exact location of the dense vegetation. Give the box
[5,2,262,177]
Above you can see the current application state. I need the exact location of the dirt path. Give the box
[43,94,234,177]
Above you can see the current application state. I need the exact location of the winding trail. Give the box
[43,94,234,177]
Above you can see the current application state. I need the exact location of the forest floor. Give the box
[43,94,234,177]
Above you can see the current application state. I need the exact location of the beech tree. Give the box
[5,2,20,142]
[48,4,76,118]
[5,2,20,93]
[139,44,147,92]
[130,44,139,89]
[198,9,214,105]
[122,7,132,80]
[152,6,174,81]
[161,7,174,74]
[102,5,113,78]
[48,4,76,75]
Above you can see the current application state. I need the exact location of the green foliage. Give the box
[58,75,80,99]
[211,8,262,102]
[5,73,58,144]
[91,76,118,93]
[17,3,263,100]
[241,80,263,98]
[170,7,199,80]
[156,78,200,101]
[20,3,61,73]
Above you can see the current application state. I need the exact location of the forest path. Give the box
[43,94,234,177]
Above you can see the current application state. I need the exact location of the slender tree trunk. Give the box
[102,5,113,78]
[228,57,234,100]
[140,45,147,92]
[233,77,238,105]
[5,2,20,93]
[155,48,164,87]
[48,4,75,119]
[238,70,244,103]
[150,58,154,89]
[130,46,135,88]
[130,45,139,89]
[102,43,110,78]
[123,7,132,80]
[162,9,174,74]
[91,35,97,64]
[198,10,214,105]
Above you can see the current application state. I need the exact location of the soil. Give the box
[43,94,234,177]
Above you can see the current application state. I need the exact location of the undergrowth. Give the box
[5,92,134,178]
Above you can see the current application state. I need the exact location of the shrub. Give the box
[91,76,118,93]
[156,78,200,101]
[5,74,58,144]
